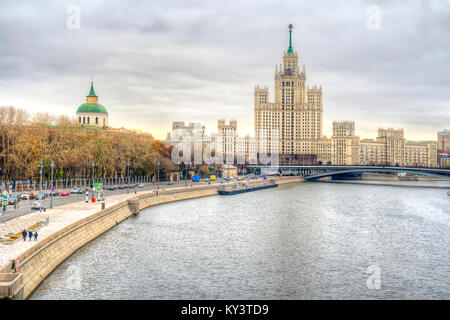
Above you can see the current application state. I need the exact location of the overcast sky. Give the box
[0,0,449,140]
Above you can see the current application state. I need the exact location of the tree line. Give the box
[0,106,177,185]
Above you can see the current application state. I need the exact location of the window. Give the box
[79,117,81,123]
[87,117,90,124]
[83,117,85,124]
[96,117,98,124]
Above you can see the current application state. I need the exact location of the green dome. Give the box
[76,103,108,114]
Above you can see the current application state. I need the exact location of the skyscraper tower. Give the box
[254,24,323,157]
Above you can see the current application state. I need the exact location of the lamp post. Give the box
[157,160,160,184]
[127,161,130,193]
[39,159,43,211]
[91,161,95,186]
[50,161,54,208]
[83,160,86,187]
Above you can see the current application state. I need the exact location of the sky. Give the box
[0,0,449,140]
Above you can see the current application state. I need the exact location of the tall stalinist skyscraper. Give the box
[254,24,323,159]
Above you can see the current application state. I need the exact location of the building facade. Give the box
[317,125,437,167]
[438,129,450,152]
[76,82,109,128]
[254,24,322,157]
[218,119,237,163]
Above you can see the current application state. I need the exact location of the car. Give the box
[8,195,19,205]
[31,201,41,210]
[37,192,47,200]
[71,187,87,194]
[60,192,70,196]
[137,183,144,188]
[49,190,61,196]
[29,191,41,199]
[77,187,87,194]
[20,192,31,200]
[168,182,174,185]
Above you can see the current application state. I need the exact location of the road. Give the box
[1,179,224,222]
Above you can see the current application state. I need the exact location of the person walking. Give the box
[22,229,27,241]
[28,230,33,241]
[34,231,38,241]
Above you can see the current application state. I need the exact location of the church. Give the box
[76,82,109,128]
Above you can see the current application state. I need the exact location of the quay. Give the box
[0,176,303,299]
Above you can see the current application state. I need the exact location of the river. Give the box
[30,181,450,299]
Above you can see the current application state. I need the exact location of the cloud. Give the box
[0,0,448,140]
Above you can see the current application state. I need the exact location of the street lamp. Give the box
[39,159,43,211]
[50,161,54,208]
[91,161,95,186]
[157,160,160,184]
[83,160,86,187]
[127,161,130,193]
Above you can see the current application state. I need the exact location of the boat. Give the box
[217,182,278,195]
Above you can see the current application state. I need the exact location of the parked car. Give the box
[20,192,31,200]
[71,187,86,194]
[168,182,174,185]
[8,195,19,205]
[137,183,144,188]
[29,191,40,199]
[60,192,70,196]
[49,190,60,196]
[37,192,47,200]
[31,201,41,210]
[78,187,87,194]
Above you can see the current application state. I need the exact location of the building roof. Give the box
[77,103,108,114]
[88,82,97,97]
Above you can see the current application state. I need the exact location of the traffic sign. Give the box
[2,199,7,205]
[2,191,7,196]
[27,180,30,184]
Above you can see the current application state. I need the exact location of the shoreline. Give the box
[0,176,303,299]
[317,180,450,189]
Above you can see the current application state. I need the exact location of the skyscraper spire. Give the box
[287,24,294,55]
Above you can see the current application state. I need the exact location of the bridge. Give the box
[247,165,450,181]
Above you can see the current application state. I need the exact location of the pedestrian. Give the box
[34,231,38,241]
[22,229,27,241]
[28,230,33,241]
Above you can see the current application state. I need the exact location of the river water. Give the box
[30,182,450,299]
